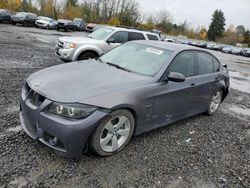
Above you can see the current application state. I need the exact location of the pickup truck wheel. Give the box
[11,21,16,25]
[78,52,97,60]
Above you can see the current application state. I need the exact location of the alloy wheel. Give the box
[209,91,222,113]
[100,115,131,152]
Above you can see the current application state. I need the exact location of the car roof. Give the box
[131,40,199,51]
[105,26,159,36]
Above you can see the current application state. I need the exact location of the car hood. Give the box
[27,60,153,103]
[58,36,100,44]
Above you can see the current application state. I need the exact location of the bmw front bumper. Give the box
[20,83,108,158]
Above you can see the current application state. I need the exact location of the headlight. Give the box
[64,42,76,49]
[48,102,96,119]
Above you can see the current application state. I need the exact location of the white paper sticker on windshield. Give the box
[146,47,163,55]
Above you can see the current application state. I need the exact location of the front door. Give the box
[105,31,128,52]
[153,51,198,125]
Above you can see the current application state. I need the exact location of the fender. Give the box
[72,45,102,61]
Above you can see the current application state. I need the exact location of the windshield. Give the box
[16,12,26,18]
[73,18,82,22]
[100,42,172,76]
[88,27,114,40]
[40,17,52,22]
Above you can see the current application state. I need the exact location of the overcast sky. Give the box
[137,0,250,30]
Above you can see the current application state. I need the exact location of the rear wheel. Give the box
[78,52,97,61]
[206,90,222,115]
[11,21,16,25]
[90,110,135,156]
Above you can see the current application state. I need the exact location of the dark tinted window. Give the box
[213,58,220,72]
[147,34,159,41]
[197,52,214,75]
[128,32,145,41]
[168,51,195,77]
[110,31,128,43]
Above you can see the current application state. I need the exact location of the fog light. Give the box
[49,136,58,146]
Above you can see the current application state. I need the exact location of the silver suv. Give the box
[55,26,160,62]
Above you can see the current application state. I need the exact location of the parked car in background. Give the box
[196,42,207,48]
[56,19,76,32]
[231,47,243,55]
[164,38,174,42]
[242,48,250,57]
[211,44,221,51]
[55,26,160,62]
[206,43,215,50]
[217,44,226,51]
[21,41,229,158]
[0,9,12,23]
[222,46,233,54]
[11,12,37,26]
[85,23,97,32]
[35,16,57,29]
[73,18,86,31]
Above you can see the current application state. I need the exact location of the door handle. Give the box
[215,77,219,81]
[191,83,196,86]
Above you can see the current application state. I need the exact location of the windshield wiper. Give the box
[106,62,131,72]
[98,58,105,63]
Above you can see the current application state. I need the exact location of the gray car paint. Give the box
[20,41,230,158]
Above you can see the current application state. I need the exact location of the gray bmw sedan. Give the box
[20,41,229,158]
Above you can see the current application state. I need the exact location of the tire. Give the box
[23,21,28,27]
[205,90,223,116]
[56,26,59,31]
[78,52,97,60]
[46,25,50,30]
[90,109,135,156]
[11,21,16,25]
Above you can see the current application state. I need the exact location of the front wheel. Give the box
[78,52,97,60]
[90,110,135,156]
[206,90,222,115]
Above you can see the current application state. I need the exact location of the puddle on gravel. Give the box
[229,71,250,94]
[229,106,250,116]
[9,177,27,188]
[7,126,22,133]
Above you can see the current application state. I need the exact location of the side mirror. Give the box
[165,72,186,82]
[107,37,116,43]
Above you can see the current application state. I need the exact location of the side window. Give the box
[128,32,145,41]
[213,58,220,72]
[168,51,195,77]
[197,52,214,75]
[110,31,128,43]
[147,34,159,41]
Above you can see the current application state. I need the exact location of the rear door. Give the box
[193,51,221,112]
[153,51,198,124]
[128,32,145,41]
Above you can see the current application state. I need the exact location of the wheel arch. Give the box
[76,50,99,61]
[73,46,102,61]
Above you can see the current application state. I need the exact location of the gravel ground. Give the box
[0,25,249,188]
